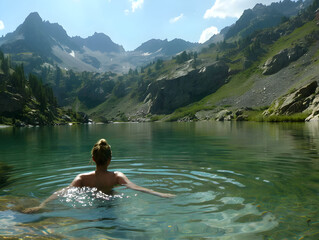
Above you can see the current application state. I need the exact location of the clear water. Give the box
[0,122,319,239]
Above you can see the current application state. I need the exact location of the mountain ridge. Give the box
[0,12,198,73]
[1,0,319,125]
[72,32,125,53]
[224,0,313,39]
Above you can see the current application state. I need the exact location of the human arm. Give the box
[115,171,175,198]
[23,175,83,214]
[22,190,61,213]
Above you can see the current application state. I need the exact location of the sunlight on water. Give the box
[56,187,136,208]
[0,122,319,239]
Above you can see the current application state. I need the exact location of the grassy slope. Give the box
[165,20,319,121]
[83,19,319,122]
[86,92,145,122]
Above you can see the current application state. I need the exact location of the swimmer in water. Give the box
[23,139,175,213]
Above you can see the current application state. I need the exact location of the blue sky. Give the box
[0,0,297,51]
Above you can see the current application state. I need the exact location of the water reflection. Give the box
[0,122,319,239]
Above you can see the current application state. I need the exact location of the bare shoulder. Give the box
[114,171,130,185]
[114,171,124,177]
[80,171,95,177]
[70,172,92,187]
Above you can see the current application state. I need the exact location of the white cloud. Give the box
[0,20,4,30]
[124,9,130,15]
[130,0,144,13]
[199,26,219,43]
[170,13,184,23]
[204,0,279,19]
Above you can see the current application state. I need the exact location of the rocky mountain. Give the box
[200,0,312,50]
[82,0,319,123]
[0,0,312,74]
[0,13,197,73]
[72,32,125,53]
[224,0,313,40]
[134,38,198,56]
[0,12,80,56]
[1,0,318,125]
[0,12,97,72]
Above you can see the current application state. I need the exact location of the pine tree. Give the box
[55,65,62,87]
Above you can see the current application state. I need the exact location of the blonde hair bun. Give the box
[99,139,108,146]
[91,139,112,166]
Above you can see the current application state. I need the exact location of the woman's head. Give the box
[91,139,112,166]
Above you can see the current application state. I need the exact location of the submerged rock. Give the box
[0,195,40,212]
[0,162,13,188]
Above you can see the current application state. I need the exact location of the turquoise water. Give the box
[0,122,319,239]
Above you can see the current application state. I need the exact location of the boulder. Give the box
[288,44,306,62]
[264,81,318,117]
[306,105,319,121]
[262,44,306,75]
[278,81,317,115]
[215,109,232,121]
[224,115,234,121]
[263,49,289,75]
[306,95,319,121]
[235,109,244,116]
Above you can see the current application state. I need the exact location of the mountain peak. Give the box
[24,12,43,25]
[72,32,124,53]
[134,38,197,56]
[224,0,309,40]
[91,32,112,41]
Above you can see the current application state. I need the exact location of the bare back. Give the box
[71,171,119,194]
[70,170,175,198]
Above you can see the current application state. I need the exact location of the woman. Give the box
[23,139,175,213]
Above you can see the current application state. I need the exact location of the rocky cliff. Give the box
[144,61,229,114]
[263,81,319,121]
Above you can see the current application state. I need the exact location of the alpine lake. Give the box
[0,121,318,239]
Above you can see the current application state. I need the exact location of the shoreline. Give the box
[0,124,12,128]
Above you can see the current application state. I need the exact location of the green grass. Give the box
[150,115,165,122]
[164,20,319,122]
[261,20,317,63]
[248,110,309,122]
[313,46,319,60]
[263,112,309,122]
[165,63,261,121]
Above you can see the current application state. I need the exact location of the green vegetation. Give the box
[166,104,216,122]
[2,0,319,123]
[163,0,319,122]
[0,50,85,126]
[246,109,309,122]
